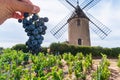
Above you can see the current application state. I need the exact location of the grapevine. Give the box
[0,49,114,80]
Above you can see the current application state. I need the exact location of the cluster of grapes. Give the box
[18,13,48,54]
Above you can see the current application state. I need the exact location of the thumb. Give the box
[14,1,40,13]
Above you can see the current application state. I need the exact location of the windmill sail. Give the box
[80,0,101,11]
[86,12,111,39]
[58,0,77,11]
[50,12,76,39]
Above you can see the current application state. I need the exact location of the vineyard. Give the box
[0,49,120,80]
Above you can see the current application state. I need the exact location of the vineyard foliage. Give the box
[92,54,110,80]
[0,49,119,80]
[117,54,120,68]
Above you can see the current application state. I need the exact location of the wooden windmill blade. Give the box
[86,12,112,39]
[58,0,77,11]
[80,0,101,11]
[50,12,76,39]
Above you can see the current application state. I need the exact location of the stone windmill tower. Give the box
[68,11,90,46]
[51,0,111,46]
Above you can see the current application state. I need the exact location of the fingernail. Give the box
[32,6,40,13]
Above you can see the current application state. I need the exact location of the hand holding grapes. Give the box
[0,0,40,25]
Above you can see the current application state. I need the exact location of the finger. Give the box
[14,0,40,13]
[12,12,23,19]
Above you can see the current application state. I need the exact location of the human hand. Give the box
[0,0,40,25]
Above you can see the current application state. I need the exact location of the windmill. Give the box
[50,0,111,46]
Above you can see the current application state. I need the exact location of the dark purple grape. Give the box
[32,29,39,35]
[42,26,47,30]
[18,19,22,23]
[44,17,49,22]
[39,18,44,22]
[29,18,33,24]
[29,36,35,40]
[35,21,43,27]
[24,13,29,18]
[25,27,31,32]
[23,24,27,28]
[35,35,42,40]
[37,21,44,26]
[23,18,29,24]
[38,39,42,44]
[31,40,38,45]
[41,31,46,35]
[34,44,40,49]
[32,14,39,21]
[27,33,32,36]
[37,27,42,33]
[29,24,35,30]
[25,28,29,32]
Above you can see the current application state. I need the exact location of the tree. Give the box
[12,44,28,53]
[0,47,3,54]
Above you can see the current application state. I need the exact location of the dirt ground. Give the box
[93,59,120,80]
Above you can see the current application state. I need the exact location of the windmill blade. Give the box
[51,22,68,39]
[58,0,77,11]
[50,12,76,39]
[80,0,101,11]
[86,13,111,39]
[80,0,94,9]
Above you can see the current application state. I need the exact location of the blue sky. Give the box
[0,0,120,48]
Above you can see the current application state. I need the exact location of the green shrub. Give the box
[50,42,69,54]
[111,48,120,57]
[0,47,3,54]
[12,44,28,53]
[49,43,120,58]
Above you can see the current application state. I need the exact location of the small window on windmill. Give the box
[78,38,82,45]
